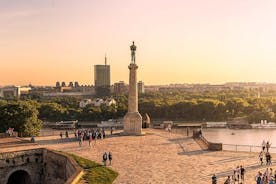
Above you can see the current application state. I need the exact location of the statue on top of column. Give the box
[130,41,137,64]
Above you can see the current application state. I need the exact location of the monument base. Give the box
[123,112,143,135]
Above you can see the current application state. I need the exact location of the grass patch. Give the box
[70,154,118,184]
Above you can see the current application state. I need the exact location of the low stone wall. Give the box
[0,149,44,184]
[0,148,83,184]
[44,149,83,184]
[208,142,223,151]
[0,132,18,138]
[193,130,222,151]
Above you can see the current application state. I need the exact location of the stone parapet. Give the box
[0,148,83,184]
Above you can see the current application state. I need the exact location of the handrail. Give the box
[223,143,276,152]
[200,135,209,145]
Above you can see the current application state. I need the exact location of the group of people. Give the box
[259,140,273,166]
[75,128,107,147]
[255,168,276,184]
[212,165,246,184]
[58,127,115,148]
[102,152,112,166]
[59,131,70,139]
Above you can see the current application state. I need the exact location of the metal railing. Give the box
[223,144,276,153]
[39,130,75,137]
[200,134,210,145]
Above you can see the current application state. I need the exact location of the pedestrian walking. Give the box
[267,152,272,165]
[110,127,113,135]
[212,174,217,184]
[265,152,272,165]
[89,135,92,147]
[259,151,264,165]
[65,131,69,138]
[103,152,108,166]
[224,176,230,184]
[79,134,83,147]
[60,132,63,139]
[95,131,98,143]
[108,152,112,165]
[232,168,237,182]
[255,172,262,184]
[266,141,271,152]
[103,129,106,139]
[101,129,103,139]
[262,140,266,151]
[240,166,245,182]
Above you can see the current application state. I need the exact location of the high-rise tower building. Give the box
[138,81,145,94]
[114,81,128,95]
[94,56,111,96]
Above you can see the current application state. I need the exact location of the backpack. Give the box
[257,176,261,183]
[103,153,107,160]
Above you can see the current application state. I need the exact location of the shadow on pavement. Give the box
[35,138,77,145]
[202,162,274,179]
[168,137,191,142]
[178,150,210,156]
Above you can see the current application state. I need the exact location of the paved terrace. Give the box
[1,129,276,184]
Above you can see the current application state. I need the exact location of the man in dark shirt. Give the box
[212,174,217,184]
[240,166,245,181]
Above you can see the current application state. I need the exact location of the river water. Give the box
[203,128,276,153]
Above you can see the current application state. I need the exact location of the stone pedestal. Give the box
[123,112,143,135]
[123,63,143,135]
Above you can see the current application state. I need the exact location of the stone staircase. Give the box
[194,138,209,150]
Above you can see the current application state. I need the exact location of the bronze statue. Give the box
[130,41,136,64]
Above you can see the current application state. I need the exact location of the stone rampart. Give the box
[0,148,82,184]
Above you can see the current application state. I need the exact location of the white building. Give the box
[93,98,104,107]
[105,98,117,106]
[0,86,31,98]
[79,98,116,108]
[79,99,92,108]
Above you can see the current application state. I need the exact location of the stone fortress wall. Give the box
[0,148,82,184]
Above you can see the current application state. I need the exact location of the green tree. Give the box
[38,102,68,121]
[0,101,42,136]
[247,110,275,123]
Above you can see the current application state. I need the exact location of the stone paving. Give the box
[1,129,276,184]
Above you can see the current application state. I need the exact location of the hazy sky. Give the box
[1,0,276,86]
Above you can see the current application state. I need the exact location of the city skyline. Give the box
[1,0,276,86]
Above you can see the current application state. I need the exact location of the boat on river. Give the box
[251,120,276,129]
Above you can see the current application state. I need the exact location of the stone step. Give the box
[194,138,208,150]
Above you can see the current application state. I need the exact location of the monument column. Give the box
[128,64,138,112]
[123,41,143,135]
